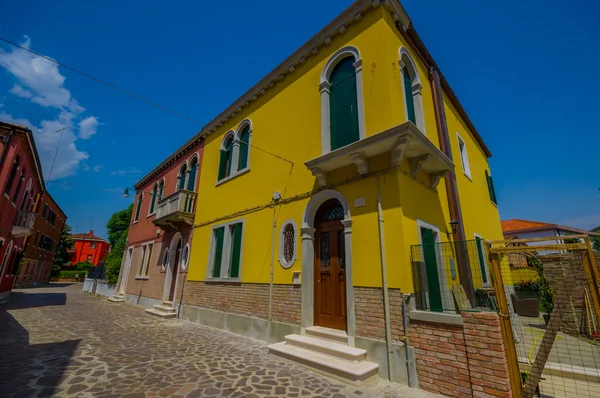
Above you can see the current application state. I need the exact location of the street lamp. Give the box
[449,219,459,239]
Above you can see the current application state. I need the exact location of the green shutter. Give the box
[149,187,157,213]
[218,150,227,180]
[421,228,443,312]
[158,183,164,200]
[212,227,225,277]
[476,237,488,284]
[329,57,360,151]
[225,139,233,177]
[187,162,197,191]
[178,169,186,190]
[403,67,416,124]
[238,127,250,171]
[135,195,142,221]
[486,170,497,205]
[229,223,243,278]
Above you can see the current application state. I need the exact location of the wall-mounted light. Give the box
[449,219,459,237]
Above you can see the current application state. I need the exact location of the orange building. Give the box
[70,230,109,266]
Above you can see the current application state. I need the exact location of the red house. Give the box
[70,230,109,266]
[0,122,45,299]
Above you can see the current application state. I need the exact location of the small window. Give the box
[149,183,158,215]
[4,155,20,196]
[485,170,498,205]
[238,126,250,171]
[457,134,471,179]
[187,157,198,191]
[90,242,96,249]
[158,179,165,201]
[137,242,154,277]
[279,221,297,268]
[218,137,234,181]
[208,221,244,279]
[178,163,187,190]
[134,193,142,222]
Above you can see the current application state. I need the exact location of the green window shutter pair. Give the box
[158,183,164,200]
[134,195,142,221]
[212,223,243,279]
[475,237,488,284]
[187,162,197,191]
[149,187,157,213]
[485,170,498,205]
[421,228,443,312]
[403,67,416,125]
[238,127,250,171]
[329,57,360,151]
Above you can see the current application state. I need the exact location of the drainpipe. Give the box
[376,177,394,381]
[268,202,277,321]
[429,67,474,302]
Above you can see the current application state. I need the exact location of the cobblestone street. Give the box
[0,284,434,398]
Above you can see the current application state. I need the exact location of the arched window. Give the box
[149,183,158,214]
[4,155,20,196]
[158,179,164,200]
[218,136,234,181]
[278,220,298,268]
[187,156,198,191]
[237,125,250,171]
[399,47,425,133]
[0,241,13,278]
[161,248,170,270]
[320,47,365,154]
[177,163,187,190]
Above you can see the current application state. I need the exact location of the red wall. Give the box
[70,239,109,266]
[0,127,44,296]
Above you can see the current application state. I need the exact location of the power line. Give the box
[47,127,65,182]
[0,37,294,165]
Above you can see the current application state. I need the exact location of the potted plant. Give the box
[514,280,540,300]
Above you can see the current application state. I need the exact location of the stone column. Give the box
[341,219,356,346]
[300,227,315,333]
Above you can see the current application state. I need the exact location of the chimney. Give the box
[88,230,93,237]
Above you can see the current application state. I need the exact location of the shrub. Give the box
[58,271,85,279]
[74,261,93,271]
[514,280,540,291]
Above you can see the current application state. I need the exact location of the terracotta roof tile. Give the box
[501,219,553,232]
[70,233,107,242]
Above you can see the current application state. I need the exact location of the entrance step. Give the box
[268,339,378,386]
[305,326,349,344]
[145,302,177,319]
[107,294,125,303]
[285,334,367,362]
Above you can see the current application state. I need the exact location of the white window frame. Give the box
[216,119,253,186]
[136,241,154,278]
[399,47,426,135]
[416,219,451,312]
[278,220,298,269]
[457,133,472,180]
[133,193,142,224]
[474,233,491,287]
[319,46,366,155]
[89,242,96,249]
[186,153,200,192]
[0,239,9,279]
[181,243,190,271]
[206,218,246,282]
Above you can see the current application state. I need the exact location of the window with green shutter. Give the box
[187,157,198,191]
[403,67,416,124]
[212,227,225,278]
[475,236,488,284]
[158,180,164,200]
[218,137,234,181]
[134,194,142,222]
[485,170,498,205]
[149,184,158,214]
[229,223,243,278]
[329,57,359,151]
[238,126,250,171]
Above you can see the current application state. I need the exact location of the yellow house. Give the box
[180,0,503,386]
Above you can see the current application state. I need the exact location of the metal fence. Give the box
[86,262,106,280]
[410,239,496,313]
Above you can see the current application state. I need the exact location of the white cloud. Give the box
[9,84,33,99]
[112,167,141,177]
[558,213,600,231]
[78,116,99,139]
[0,36,99,179]
[93,164,104,172]
[82,164,90,171]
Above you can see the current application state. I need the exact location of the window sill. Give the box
[146,212,156,218]
[135,276,149,280]
[205,277,242,284]
[409,310,463,325]
[463,172,472,182]
[215,167,250,187]
[3,193,10,201]
[132,220,139,225]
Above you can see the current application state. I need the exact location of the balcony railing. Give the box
[153,189,197,228]
[11,210,37,237]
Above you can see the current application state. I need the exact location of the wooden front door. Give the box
[168,241,182,302]
[314,200,347,331]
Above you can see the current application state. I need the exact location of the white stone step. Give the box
[107,295,125,303]
[145,307,177,318]
[153,304,176,313]
[305,326,349,344]
[268,342,378,386]
[285,334,366,362]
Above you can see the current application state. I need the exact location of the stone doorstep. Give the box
[268,341,379,386]
[305,326,349,344]
[107,295,125,303]
[285,334,367,362]
[145,303,177,319]
[519,357,600,384]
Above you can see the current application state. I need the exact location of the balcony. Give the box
[153,190,197,229]
[12,211,37,237]
[305,122,454,189]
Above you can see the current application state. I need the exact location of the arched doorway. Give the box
[168,239,182,302]
[314,199,347,330]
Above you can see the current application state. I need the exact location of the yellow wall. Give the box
[187,6,503,294]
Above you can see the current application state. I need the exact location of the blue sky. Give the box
[1,0,598,240]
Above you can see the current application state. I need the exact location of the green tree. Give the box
[74,260,93,271]
[592,235,600,252]
[106,204,133,247]
[105,229,127,283]
[53,223,75,272]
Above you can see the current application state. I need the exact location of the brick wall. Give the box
[182,281,301,325]
[409,312,511,398]
[354,287,404,342]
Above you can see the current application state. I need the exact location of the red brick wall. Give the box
[182,281,301,325]
[410,312,512,398]
[354,287,404,342]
